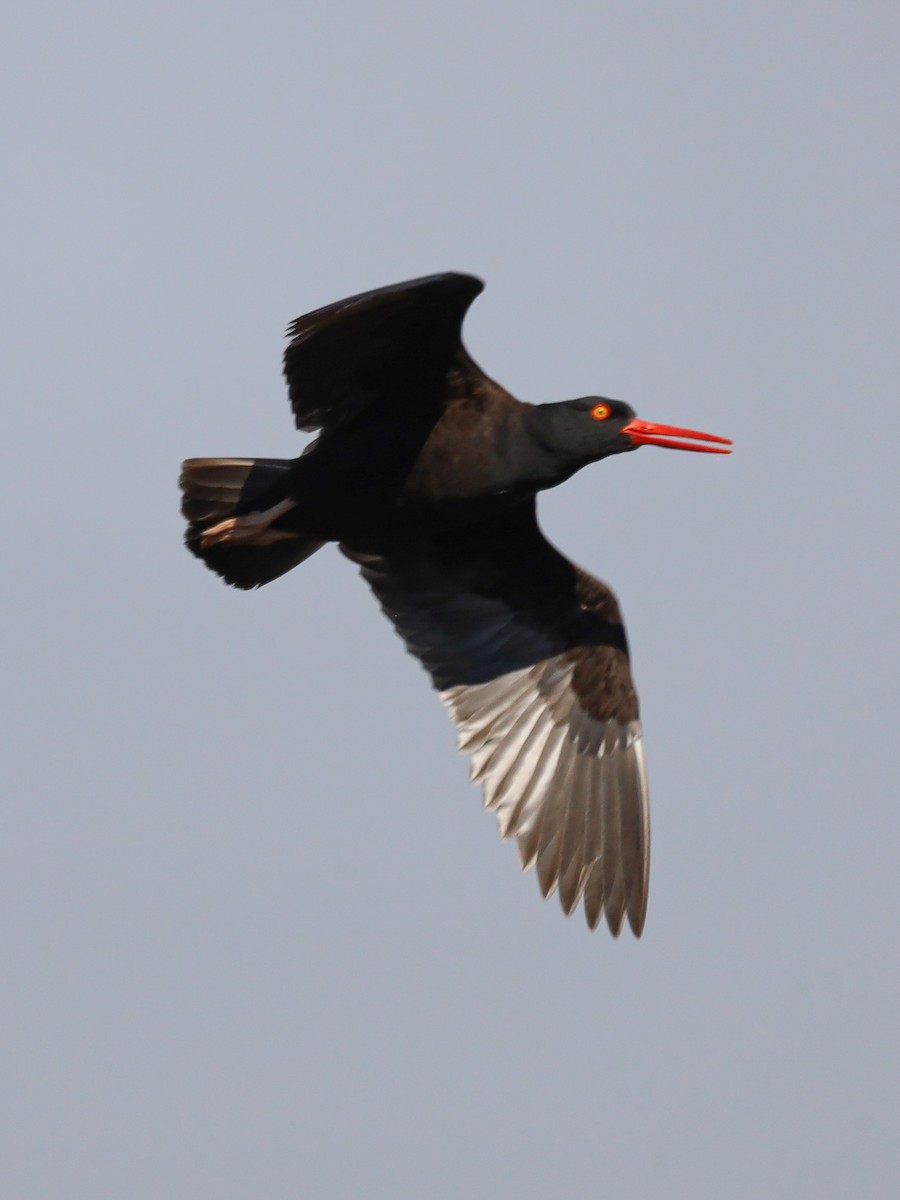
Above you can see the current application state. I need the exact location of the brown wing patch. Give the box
[567,647,639,724]
[567,568,639,722]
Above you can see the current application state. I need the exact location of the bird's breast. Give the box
[401,399,539,505]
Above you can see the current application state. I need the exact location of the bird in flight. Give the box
[180,273,730,936]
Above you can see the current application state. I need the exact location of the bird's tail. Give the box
[180,457,324,589]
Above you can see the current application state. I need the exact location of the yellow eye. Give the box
[591,403,611,421]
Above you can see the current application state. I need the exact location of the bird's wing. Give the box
[341,503,649,936]
[284,272,486,432]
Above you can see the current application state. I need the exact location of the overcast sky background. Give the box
[4,3,899,1197]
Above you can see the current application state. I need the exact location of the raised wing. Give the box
[284,272,484,432]
[342,503,650,936]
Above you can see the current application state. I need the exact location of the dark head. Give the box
[526,395,731,487]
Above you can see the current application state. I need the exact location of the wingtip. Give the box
[626,909,647,938]
[606,907,626,938]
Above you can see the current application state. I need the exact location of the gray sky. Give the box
[4,3,899,1197]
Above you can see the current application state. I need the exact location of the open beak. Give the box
[621,418,732,454]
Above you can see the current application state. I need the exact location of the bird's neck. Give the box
[523,403,600,489]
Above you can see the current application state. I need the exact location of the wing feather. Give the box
[283,273,483,432]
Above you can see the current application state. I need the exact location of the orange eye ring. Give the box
[591,403,611,421]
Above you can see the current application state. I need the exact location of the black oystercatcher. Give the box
[180,273,730,936]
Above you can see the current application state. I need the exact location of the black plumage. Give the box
[180,273,730,935]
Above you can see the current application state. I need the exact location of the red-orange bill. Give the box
[622,419,732,454]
